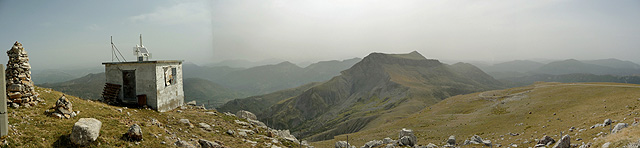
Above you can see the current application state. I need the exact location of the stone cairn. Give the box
[52,94,76,119]
[6,41,40,108]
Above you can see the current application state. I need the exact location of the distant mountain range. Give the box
[32,66,104,84]
[185,58,362,96]
[40,58,362,108]
[219,51,504,141]
[476,58,640,79]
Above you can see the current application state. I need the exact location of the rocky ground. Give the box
[1,86,307,148]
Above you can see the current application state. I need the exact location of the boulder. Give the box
[198,139,223,148]
[538,135,556,146]
[579,142,592,148]
[382,137,394,144]
[335,141,350,148]
[363,140,382,148]
[125,124,143,141]
[236,110,257,120]
[226,130,235,136]
[612,123,629,133]
[186,101,197,106]
[552,135,570,148]
[604,119,613,126]
[70,118,102,146]
[175,139,197,148]
[272,129,298,143]
[602,142,611,148]
[446,135,456,146]
[384,144,395,148]
[398,128,416,146]
[199,123,213,131]
[179,119,193,128]
[591,123,604,129]
[248,119,267,127]
[399,136,415,147]
[462,140,470,145]
[470,135,491,146]
[426,143,438,148]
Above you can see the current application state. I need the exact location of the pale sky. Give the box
[1,0,639,70]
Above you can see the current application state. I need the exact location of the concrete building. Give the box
[102,60,184,112]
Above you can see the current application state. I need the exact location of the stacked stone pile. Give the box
[52,95,76,119]
[5,41,40,108]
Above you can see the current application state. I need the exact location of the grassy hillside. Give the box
[4,86,302,147]
[39,73,105,100]
[501,73,640,87]
[262,51,503,142]
[216,82,321,116]
[183,78,245,108]
[312,82,640,147]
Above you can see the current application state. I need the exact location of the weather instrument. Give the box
[133,34,152,61]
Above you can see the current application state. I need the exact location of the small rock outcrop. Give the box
[124,124,143,141]
[272,129,298,143]
[335,141,350,148]
[52,95,75,119]
[446,135,456,146]
[198,139,223,148]
[199,123,213,131]
[382,137,394,144]
[612,123,629,133]
[469,135,491,146]
[552,135,570,148]
[186,101,197,106]
[398,128,417,146]
[179,119,193,128]
[602,142,611,148]
[426,143,438,148]
[604,119,613,126]
[363,140,382,148]
[5,41,40,108]
[175,139,197,148]
[579,142,592,148]
[236,110,257,120]
[538,135,556,146]
[70,118,102,146]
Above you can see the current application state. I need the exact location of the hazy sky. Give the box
[1,0,639,69]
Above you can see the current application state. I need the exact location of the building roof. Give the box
[102,60,183,65]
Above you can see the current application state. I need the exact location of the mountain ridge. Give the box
[252,51,502,141]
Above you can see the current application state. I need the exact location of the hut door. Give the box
[122,70,136,102]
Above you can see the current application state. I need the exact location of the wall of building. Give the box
[154,62,184,112]
[104,63,158,106]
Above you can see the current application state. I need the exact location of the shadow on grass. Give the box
[52,134,104,148]
[52,134,75,148]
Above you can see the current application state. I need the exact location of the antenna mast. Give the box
[110,36,127,62]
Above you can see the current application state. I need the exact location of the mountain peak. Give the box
[355,51,440,70]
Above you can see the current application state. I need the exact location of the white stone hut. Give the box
[102,60,184,112]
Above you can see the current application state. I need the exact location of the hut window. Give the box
[164,67,176,86]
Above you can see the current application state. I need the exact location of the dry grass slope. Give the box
[2,87,301,148]
[313,82,640,147]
